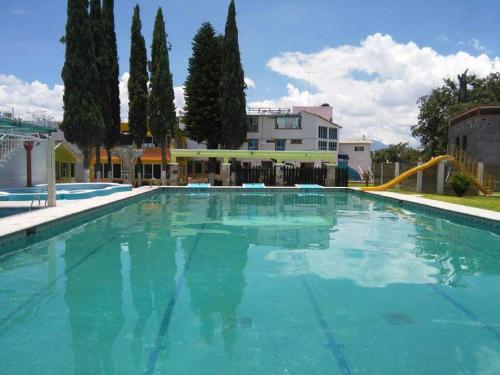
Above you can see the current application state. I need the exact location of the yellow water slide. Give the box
[360,155,454,192]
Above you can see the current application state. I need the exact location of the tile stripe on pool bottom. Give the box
[0,215,151,330]
[293,253,352,375]
[144,201,216,375]
[430,284,500,342]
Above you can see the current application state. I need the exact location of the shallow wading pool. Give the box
[0,190,499,374]
[0,183,132,201]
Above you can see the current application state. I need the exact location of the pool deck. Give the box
[0,186,158,243]
[0,187,498,247]
[360,190,500,222]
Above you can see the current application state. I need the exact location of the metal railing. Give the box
[447,144,495,193]
[0,132,26,166]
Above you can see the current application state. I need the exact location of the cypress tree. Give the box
[184,22,223,149]
[148,8,176,181]
[61,0,104,181]
[220,0,247,150]
[128,4,149,149]
[102,0,121,175]
[89,0,109,178]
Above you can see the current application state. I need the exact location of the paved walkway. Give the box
[363,190,500,222]
[0,186,157,239]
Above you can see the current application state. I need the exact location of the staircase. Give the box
[447,144,495,195]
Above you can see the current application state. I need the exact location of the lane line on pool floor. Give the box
[291,252,352,375]
[0,215,151,330]
[430,284,500,342]
[144,200,216,375]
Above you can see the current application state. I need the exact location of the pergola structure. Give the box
[170,149,337,164]
[169,149,337,186]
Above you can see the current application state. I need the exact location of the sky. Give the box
[0,0,499,145]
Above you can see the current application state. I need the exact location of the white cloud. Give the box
[468,38,487,52]
[11,8,31,17]
[244,77,255,89]
[0,74,64,121]
[0,73,185,123]
[436,34,449,42]
[250,33,500,144]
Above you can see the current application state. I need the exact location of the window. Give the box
[143,136,154,147]
[328,142,337,151]
[60,162,69,178]
[318,126,328,139]
[153,164,161,179]
[113,163,121,179]
[248,139,258,150]
[318,141,327,150]
[354,146,365,152]
[291,139,302,144]
[329,128,338,140]
[462,135,467,151]
[70,163,75,178]
[247,116,259,132]
[456,137,460,146]
[276,116,300,129]
[275,139,286,151]
[143,164,153,179]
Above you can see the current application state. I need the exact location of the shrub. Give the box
[449,174,471,197]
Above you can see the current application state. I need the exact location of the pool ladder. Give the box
[149,179,161,189]
[30,194,47,210]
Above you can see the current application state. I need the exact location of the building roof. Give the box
[339,139,373,144]
[141,147,171,163]
[299,111,343,128]
[450,104,500,125]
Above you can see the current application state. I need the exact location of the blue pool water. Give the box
[0,191,499,374]
[0,183,131,201]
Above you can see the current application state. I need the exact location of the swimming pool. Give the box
[0,183,132,201]
[0,190,499,374]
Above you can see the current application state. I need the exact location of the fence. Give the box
[234,165,276,186]
[283,166,327,186]
[335,167,349,187]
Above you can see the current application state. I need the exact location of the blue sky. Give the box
[1,0,499,143]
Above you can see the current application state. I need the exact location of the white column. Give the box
[325,163,336,187]
[394,162,400,190]
[169,163,178,186]
[46,136,56,207]
[477,162,484,196]
[221,163,231,186]
[436,161,445,194]
[416,161,423,193]
[275,163,284,186]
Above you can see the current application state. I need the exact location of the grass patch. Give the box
[386,190,500,212]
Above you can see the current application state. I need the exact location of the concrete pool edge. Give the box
[0,187,158,251]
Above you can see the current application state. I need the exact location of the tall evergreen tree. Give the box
[184,22,223,149]
[220,0,247,150]
[61,0,104,181]
[102,0,121,175]
[128,5,149,149]
[89,0,109,178]
[148,8,176,181]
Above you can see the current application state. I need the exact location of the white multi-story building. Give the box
[242,105,341,166]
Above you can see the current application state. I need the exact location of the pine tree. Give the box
[61,0,104,181]
[102,0,121,174]
[128,4,149,149]
[220,0,247,150]
[148,7,176,181]
[184,22,223,149]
